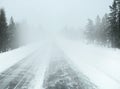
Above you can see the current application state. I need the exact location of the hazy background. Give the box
[0,0,112,31]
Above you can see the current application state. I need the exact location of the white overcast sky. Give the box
[0,0,113,30]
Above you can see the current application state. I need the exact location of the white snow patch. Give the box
[57,37,120,89]
[0,45,37,73]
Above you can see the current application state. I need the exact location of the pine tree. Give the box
[101,14,110,44]
[7,17,16,49]
[85,19,95,43]
[116,0,120,29]
[116,0,120,47]
[0,8,8,52]
[95,15,101,26]
[95,16,101,42]
[108,0,118,47]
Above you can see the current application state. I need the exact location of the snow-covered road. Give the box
[0,42,51,89]
[0,49,47,89]
[0,37,120,89]
[43,58,97,89]
[0,43,98,89]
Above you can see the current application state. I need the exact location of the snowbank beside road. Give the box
[0,45,36,73]
[57,37,120,89]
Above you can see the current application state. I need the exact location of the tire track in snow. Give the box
[43,55,98,89]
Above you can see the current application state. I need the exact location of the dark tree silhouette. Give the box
[0,8,19,52]
[0,8,8,52]
[108,0,118,47]
[7,17,17,49]
[108,0,120,48]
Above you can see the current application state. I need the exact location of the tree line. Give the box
[0,8,19,52]
[85,14,109,45]
[85,0,120,48]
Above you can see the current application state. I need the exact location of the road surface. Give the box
[0,47,98,89]
[43,56,97,89]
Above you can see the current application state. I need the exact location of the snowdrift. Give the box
[57,37,120,89]
[0,45,36,73]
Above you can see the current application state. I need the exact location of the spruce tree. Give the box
[7,17,16,49]
[108,0,118,47]
[116,0,120,47]
[116,0,120,29]
[0,9,7,52]
[85,19,95,43]
[101,14,110,44]
[95,15,102,43]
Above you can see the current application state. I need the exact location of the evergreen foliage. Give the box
[85,0,120,48]
[0,9,8,52]
[85,14,110,45]
[0,8,19,52]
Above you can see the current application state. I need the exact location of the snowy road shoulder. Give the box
[57,37,120,89]
[0,45,37,73]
